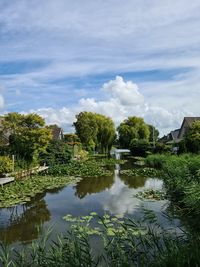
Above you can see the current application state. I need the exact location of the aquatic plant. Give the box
[120,167,159,177]
[0,175,81,208]
[45,160,112,177]
[1,213,199,267]
[135,189,166,201]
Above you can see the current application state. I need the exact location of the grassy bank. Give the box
[146,154,200,220]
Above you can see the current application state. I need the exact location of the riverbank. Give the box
[0,154,199,266]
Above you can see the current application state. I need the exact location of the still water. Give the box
[0,160,180,245]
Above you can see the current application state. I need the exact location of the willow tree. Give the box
[117,116,150,148]
[2,112,52,164]
[74,112,116,153]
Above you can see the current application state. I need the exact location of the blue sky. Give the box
[0,0,200,135]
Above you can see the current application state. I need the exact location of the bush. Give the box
[40,140,71,166]
[145,154,168,169]
[153,143,171,154]
[130,139,150,157]
[162,154,200,217]
[0,156,13,175]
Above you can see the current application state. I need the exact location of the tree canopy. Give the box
[148,124,159,143]
[117,116,150,148]
[185,121,200,153]
[1,113,52,163]
[74,112,116,153]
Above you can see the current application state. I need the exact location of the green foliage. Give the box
[40,140,71,165]
[145,154,168,169]
[120,167,159,177]
[74,111,116,153]
[153,143,171,154]
[117,116,150,148]
[2,112,52,164]
[0,175,81,208]
[184,120,200,153]
[75,149,89,161]
[160,154,200,217]
[148,124,159,142]
[1,213,200,267]
[136,189,166,200]
[0,156,12,175]
[130,138,150,156]
[46,160,112,177]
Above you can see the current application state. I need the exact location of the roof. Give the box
[51,126,63,140]
[170,129,180,140]
[178,117,200,139]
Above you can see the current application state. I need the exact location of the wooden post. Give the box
[12,155,15,172]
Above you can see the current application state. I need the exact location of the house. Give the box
[166,129,180,144]
[50,125,64,140]
[160,117,200,145]
[177,117,200,140]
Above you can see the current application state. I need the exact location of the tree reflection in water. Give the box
[75,175,114,199]
[0,193,51,244]
[120,175,147,189]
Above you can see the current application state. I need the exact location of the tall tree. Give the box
[2,113,52,163]
[148,124,159,143]
[74,112,116,153]
[185,120,200,153]
[118,116,150,148]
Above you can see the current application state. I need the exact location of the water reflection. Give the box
[0,194,50,244]
[120,175,147,188]
[0,158,172,246]
[75,175,114,199]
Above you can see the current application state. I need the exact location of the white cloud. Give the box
[103,76,144,106]
[0,95,4,109]
[0,1,200,136]
[28,76,189,136]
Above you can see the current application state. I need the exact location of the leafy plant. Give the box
[0,156,13,175]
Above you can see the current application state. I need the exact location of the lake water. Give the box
[0,159,181,245]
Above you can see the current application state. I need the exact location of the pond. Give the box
[0,158,181,246]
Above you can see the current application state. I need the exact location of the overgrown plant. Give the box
[1,213,199,267]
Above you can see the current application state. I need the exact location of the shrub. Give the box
[130,139,150,157]
[0,156,12,175]
[145,154,168,169]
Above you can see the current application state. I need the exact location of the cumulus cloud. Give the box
[0,0,200,132]
[28,76,188,136]
[30,107,74,132]
[103,76,144,106]
[0,95,4,109]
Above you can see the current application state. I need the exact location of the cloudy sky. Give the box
[0,0,200,135]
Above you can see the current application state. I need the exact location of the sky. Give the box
[0,0,200,136]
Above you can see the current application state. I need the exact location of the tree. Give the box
[117,116,150,148]
[74,112,116,153]
[64,134,81,157]
[130,139,150,157]
[148,124,159,144]
[2,113,52,164]
[185,121,200,153]
[40,140,71,166]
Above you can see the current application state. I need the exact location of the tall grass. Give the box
[1,214,199,267]
[146,154,200,220]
